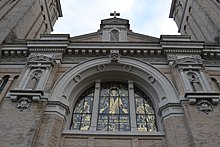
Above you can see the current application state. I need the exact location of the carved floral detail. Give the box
[197,99,213,114]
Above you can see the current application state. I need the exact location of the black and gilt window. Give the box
[97,82,130,131]
[70,82,157,132]
[135,87,157,132]
[71,87,94,130]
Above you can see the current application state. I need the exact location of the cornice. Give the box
[0,36,220,61]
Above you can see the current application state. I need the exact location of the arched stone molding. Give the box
[48,57,181,121]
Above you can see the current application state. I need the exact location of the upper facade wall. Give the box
[0,0,62,44]
[170,0,220,43]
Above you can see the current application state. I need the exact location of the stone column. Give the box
[179,69,192,92]
[128,80,137,131]
[37,67,50,90]
[199,69,212,92]
[17,67,31,90]
[90,80,101,131]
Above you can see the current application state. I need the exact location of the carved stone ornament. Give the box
[148,75,156,84]
[16,97,32,111]
[74,74,81,82]
[97,64,106,71]
[173,57,204,67]
[123,65,132,72]
[197,99,213,114]
[110,50,120,62]
[28,53,54,64]
[167,54,177,60]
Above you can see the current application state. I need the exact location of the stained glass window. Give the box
[70,82,158,132]
[97,82,130,131]
[135,87,157,132]
[71,87,94,130]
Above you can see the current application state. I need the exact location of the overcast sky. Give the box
[53,0,179,37]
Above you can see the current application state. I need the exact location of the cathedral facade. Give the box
[0,1,220,147]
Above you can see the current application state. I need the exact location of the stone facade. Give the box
[0,2,220,147]
[170,0,220,43]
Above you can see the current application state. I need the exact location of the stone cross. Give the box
[110,11,120,18]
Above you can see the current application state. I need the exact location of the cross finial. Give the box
[110,11,120,18]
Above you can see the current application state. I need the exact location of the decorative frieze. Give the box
[139,57,167,64]
[0,58,27,63]
[62,57,90,63]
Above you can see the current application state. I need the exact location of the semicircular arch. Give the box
[49,57,179,112]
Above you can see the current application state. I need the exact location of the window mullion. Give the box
[90,80,101,131]
[128,81,137,132]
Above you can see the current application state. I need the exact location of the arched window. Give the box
[0,75,10,94]
[70,82,157,132]
[71,86,94,130]
[135,87,157,132]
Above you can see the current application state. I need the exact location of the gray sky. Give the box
[53,0,179,37]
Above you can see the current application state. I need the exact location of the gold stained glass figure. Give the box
[71,87,94,130]
[135,87,157,132]
[71,82,157,132]
[97,82,130,131]
[109,87,128,114]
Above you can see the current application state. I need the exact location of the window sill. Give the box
[62,130,165,137]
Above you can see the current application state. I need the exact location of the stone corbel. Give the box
[9,90,44,111]
[185,93,219,105]
[185,92,219,114]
